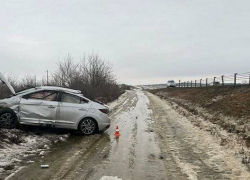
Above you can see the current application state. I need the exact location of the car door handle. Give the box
[79,108,86,111]
[47,105,56,109]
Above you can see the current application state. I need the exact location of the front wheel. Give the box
[79,118,97,135]
[0,110,17,129]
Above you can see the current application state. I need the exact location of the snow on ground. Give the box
[100,176,122,180]
[0,128,69,177]
[150,93,250,179]
[168,97,250,158]
[0,92,127,179]
[147,92,250,179]
[107,91,129,111]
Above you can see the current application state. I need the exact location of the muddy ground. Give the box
[150,86,250,146]
[149,85,250,118]
[1,90,250,180]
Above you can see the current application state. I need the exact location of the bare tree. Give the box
[52,54,79,87]
[52,53,122,103]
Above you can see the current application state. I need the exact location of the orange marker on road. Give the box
[114,126,121,138]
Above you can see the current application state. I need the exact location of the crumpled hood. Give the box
[0,99,6,107]
[0,96,21,109]
[0,72,16,95]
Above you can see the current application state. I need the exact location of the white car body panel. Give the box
[19,98,59,126]
[56,101,91,129]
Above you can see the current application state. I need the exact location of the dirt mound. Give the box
[149,85,250,147]
[150,85,250,118]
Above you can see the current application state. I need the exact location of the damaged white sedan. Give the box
[0,73,110,135]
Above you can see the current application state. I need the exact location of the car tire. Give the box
[0,108,18,129]
[78,118,97,135]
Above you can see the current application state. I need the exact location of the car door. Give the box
[56,92,91,129]
[19,90,59,126]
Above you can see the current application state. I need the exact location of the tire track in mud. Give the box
[89,90,167,180]
[129,121,137,169]
[51,134,111,180]
[146,92,250,180]
[6,91,138,180]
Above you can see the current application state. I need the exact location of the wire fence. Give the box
[178,72,250,87]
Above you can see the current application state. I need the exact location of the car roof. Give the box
[35,86,82,94]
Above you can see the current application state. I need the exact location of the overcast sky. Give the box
[1,0,250,85]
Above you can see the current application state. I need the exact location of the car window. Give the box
[61,93,87,104]
[25,91,58,101]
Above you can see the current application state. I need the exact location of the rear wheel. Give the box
[0,110,17,129]
[79,118,97,135]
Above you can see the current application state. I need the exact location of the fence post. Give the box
[179,80,181,87]
[222,75,224,86]
[187,81,189,87]
[200,79,202,87]
[191,80,193,87]
[213,77,216,86]
[195,80,197,87]
[234,73,237,85]
[184,82,186,87]
[206,78,208,87]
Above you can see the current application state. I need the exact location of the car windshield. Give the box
[14,88,36,96]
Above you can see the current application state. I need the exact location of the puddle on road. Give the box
[90,90,167,180]
[5,133,111,180]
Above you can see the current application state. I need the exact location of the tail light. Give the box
[99,109,109,114]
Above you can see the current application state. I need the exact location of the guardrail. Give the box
[178,72,250,87]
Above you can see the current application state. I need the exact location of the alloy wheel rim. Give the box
[81,119,95,134]
[0,113,15,128]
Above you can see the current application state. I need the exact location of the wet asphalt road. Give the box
[5,90,250,180]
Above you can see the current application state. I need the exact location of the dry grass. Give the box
[150,85,250,147]
[150,85,250,118]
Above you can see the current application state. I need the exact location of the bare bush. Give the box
[52,53,123,102]
[51,54,79,87]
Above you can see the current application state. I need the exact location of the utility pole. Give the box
[234,73,237,86]
[47,70,49,86]
[35,75,36,86]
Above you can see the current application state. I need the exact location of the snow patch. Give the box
[100,176,122,180]
[0,129,70,177]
